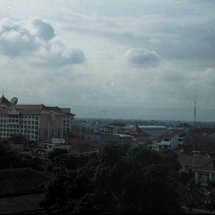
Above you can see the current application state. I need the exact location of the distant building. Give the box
[129,124,151,137]
[168,123,191,133]
[107,122,126,134]
[178,154,215,185]
[0,95,75,141]
[128,124,159,145]
[85,133,133,148]
[38,137,91,154]
[183,133,215,152]
[39,137,71,152]
[161,131,188,150]
[146,142,161,151]
[120,125,167,138]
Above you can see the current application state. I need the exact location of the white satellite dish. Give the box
[10,97,18,105]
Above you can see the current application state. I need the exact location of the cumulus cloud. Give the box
[30,18,55,40]
[0,18,37,56]
[38,38,85,66]
[0,18,85,66]
[124,48,160,68]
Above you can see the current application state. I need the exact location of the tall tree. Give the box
[41,143,185,214]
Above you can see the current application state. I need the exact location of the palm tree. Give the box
[204,180,215,213]
[183,178,204,209]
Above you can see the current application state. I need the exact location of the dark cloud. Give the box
[69,49,85,64]
[32,18,55,40]
[124,48,160,68]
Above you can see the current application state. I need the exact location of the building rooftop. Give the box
[129,124,151,137]
[0,168,50,197]
[163,131,182,139]
[0,168,50,214]
[178,154,215,172]
[0,96,75,116]
[107,123,126,127]
[0,95,12,107]
[0,193,44,214]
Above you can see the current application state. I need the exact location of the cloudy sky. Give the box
[0,0,215,120]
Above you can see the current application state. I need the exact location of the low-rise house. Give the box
[146,142,161,151]
[39,137,91,153]
[66,137,90,154]
[39,137,71,152]
[117,134,133,147]
[168,123,191,133]
[178,154,215,185]
[161,131,184,150]
[139,125,167,138]
[129,124,151,137]
[85,133,117,146]
[120,125,167,138]
[183,133,215,152]
[85,133,133,148]
[128,124,159,145]
[107,122,126,134]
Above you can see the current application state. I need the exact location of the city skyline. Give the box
[0,1,215,121]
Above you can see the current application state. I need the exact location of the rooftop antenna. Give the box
[101,108,111,119]
[2,89,4,96]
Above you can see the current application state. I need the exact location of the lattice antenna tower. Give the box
[193,93,196,128]
[101,108,111,119]
[192,93,196,169]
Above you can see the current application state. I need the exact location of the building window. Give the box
[199,172,209,183]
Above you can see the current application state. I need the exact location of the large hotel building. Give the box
[0,95,75,141]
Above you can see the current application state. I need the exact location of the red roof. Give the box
[129,124,151,137]
[163,131,182,139]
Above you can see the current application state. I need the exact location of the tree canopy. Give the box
[41,143,185,214]
[0,139,37,169]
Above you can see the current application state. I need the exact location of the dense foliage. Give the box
[0,139,37,169]
[41,144,185,214]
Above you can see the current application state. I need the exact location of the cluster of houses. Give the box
[2,120,215,214]
[6,120,215,191]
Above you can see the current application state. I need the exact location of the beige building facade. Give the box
[0,96,75,141]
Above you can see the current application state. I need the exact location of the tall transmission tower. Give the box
[192,94,196,170]
[101,108,111,119]
[193,93,196,128]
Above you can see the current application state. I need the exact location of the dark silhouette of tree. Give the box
[41,143,185,214]
[0,139,37,169]
[204,180,215,213]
